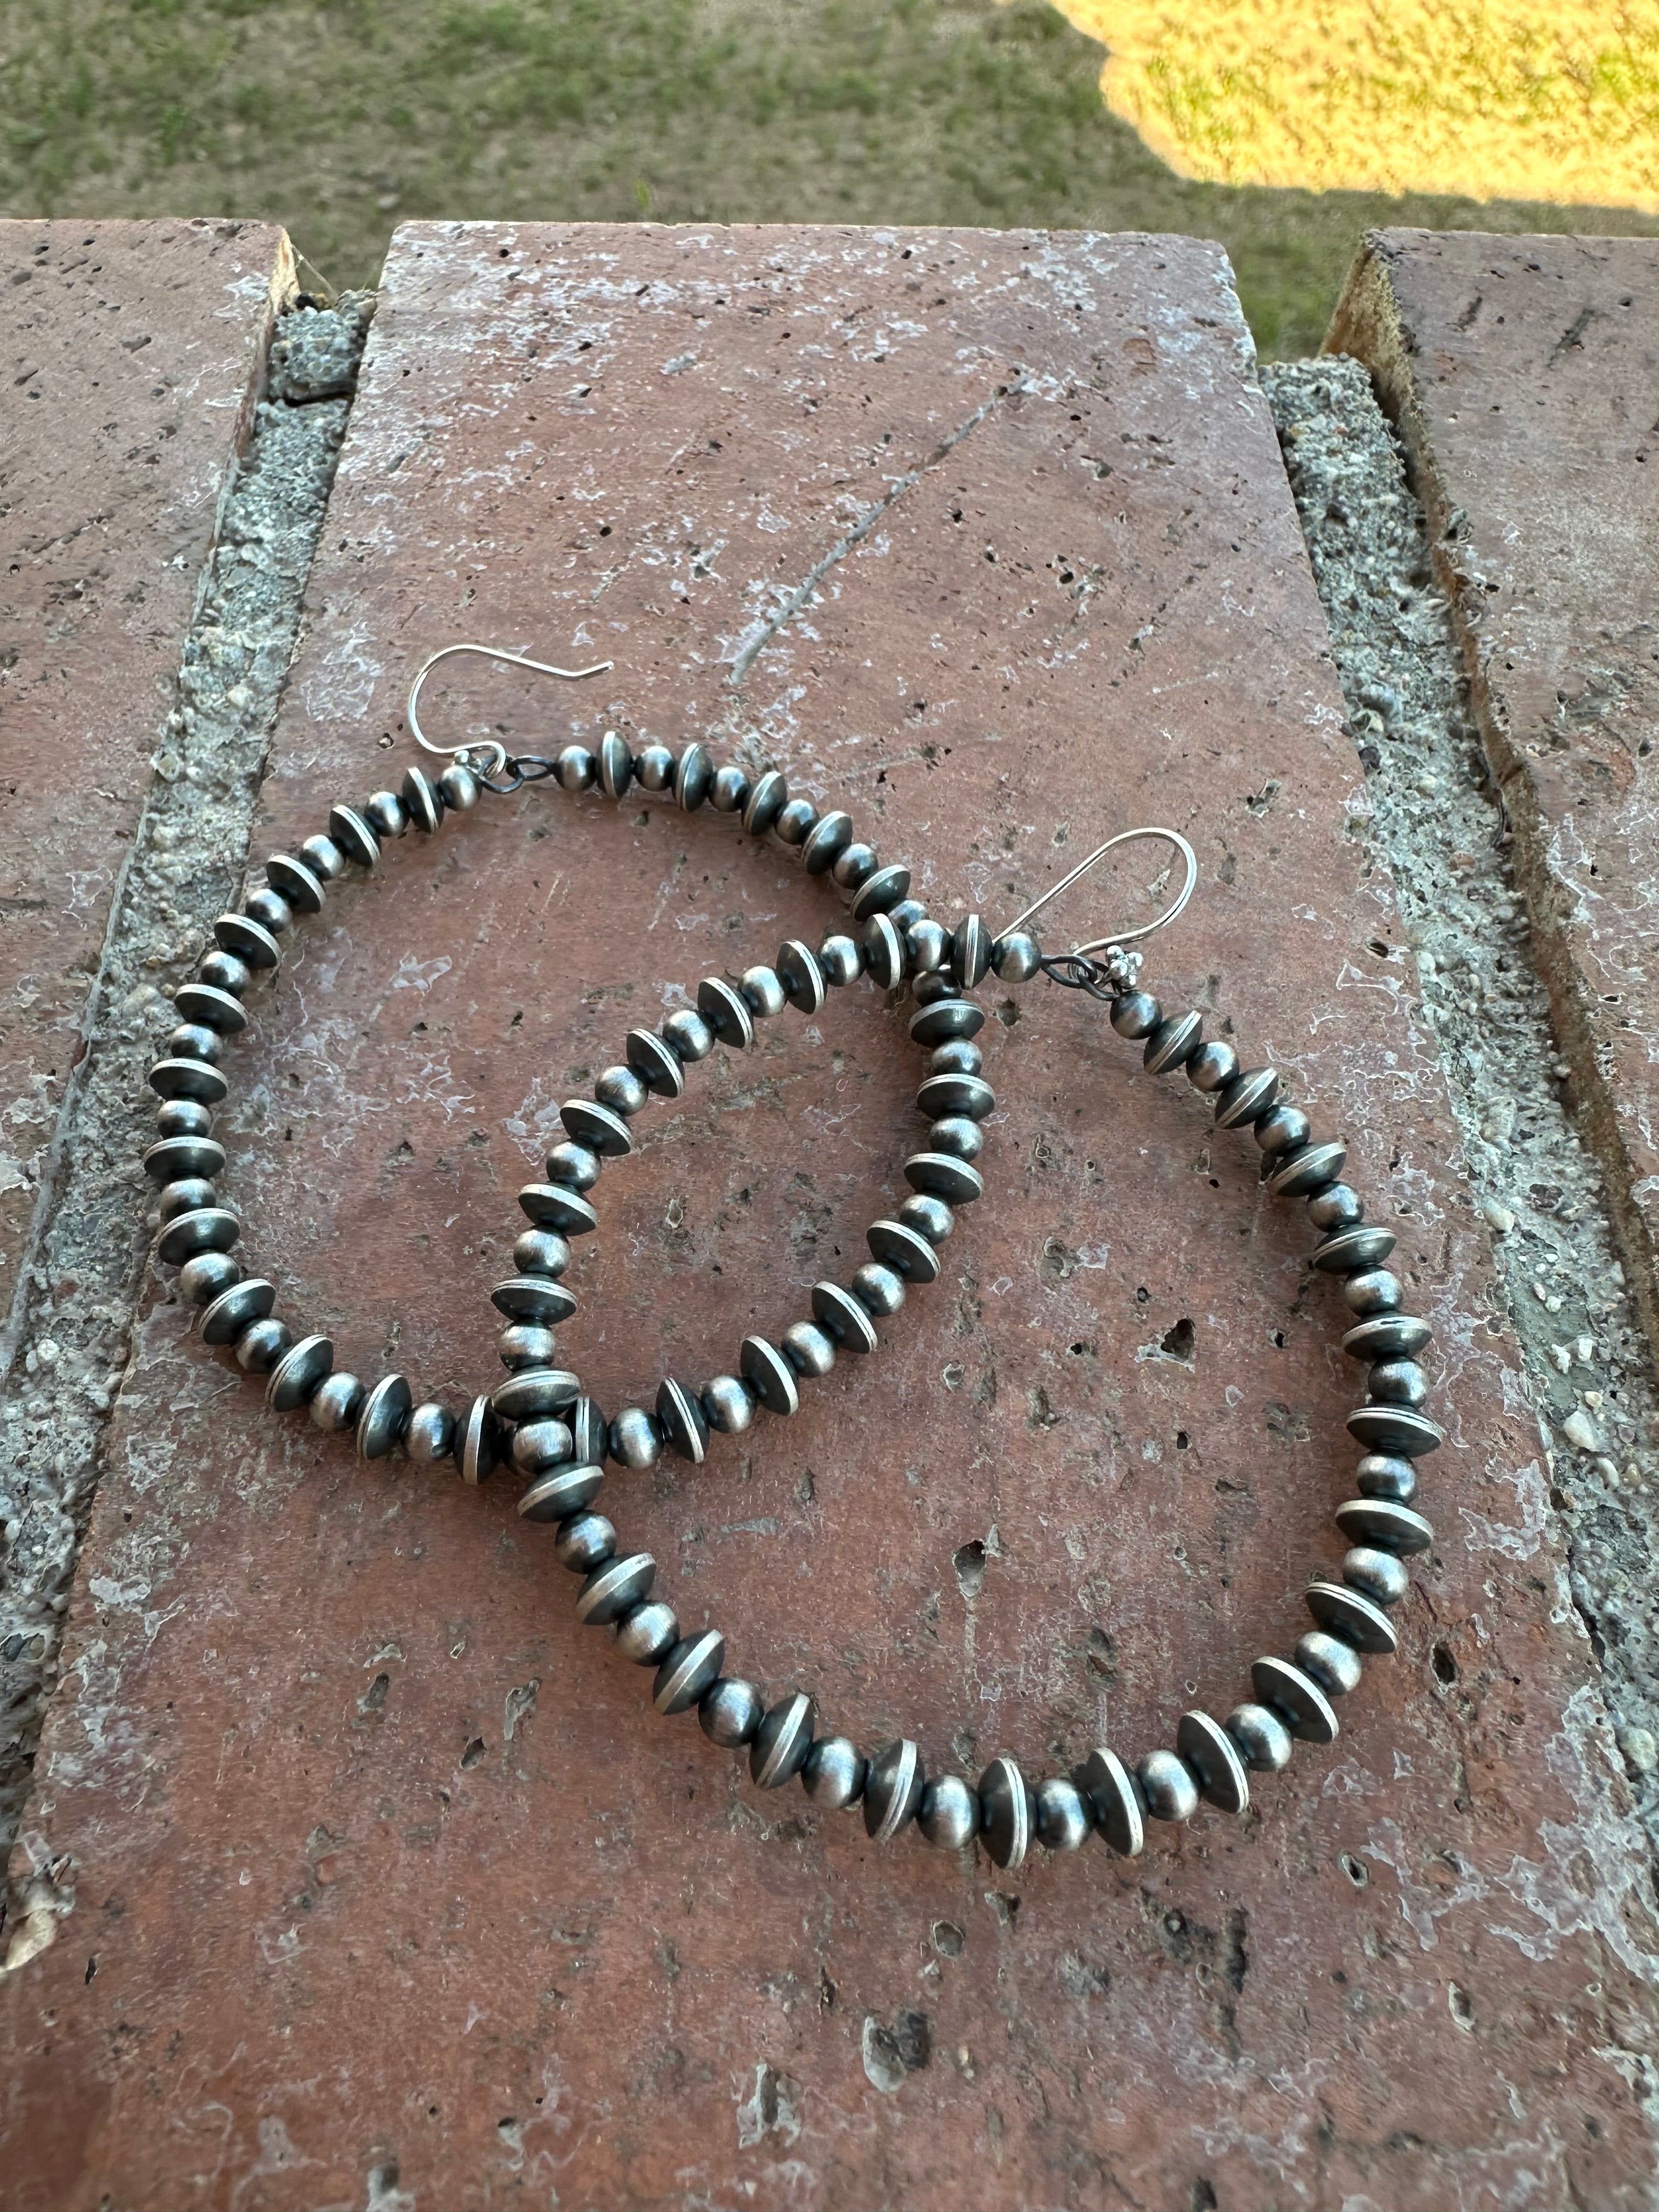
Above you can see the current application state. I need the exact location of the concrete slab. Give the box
[0,218,294,1304]
[4,223,1654,2210]
[1329,230,1659,1362]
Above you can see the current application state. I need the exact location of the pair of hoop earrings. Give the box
[142,645,1439,1875]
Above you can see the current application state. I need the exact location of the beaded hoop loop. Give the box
[139,645,1442,1878]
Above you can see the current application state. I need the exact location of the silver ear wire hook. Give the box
[1004,826,1198,957]
[407,642,614,781]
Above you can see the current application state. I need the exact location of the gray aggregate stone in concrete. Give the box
[1265,356,1659,1854]
[0,294,374,1901]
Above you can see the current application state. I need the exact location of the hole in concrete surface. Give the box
[1159,1317,1195,1363]
[460,1736,487,1769]
[931,1920,964,1957]
[1431,1641,1459,1685]
[953,1539,986,1600]
[1339,1852,1369,1887]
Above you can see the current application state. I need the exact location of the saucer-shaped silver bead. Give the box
[212,912,281,968]
[400,763,444,833]
[952,914,991,988]
[1226,1702,1293,1771]
[903,1152,983,1205]
[674,742,713,810]
[741,1336,800,1415]
[1314,1224,1397,1273]
[991,930,1041,982]
[1342,1312,1431,1361]
[569,1397,608,1464]
[626,1026,685,1098]
[698,976,754,1048]
[978,1755,1034,1869]
[1186,1040,1239,1093]
[493,1367,581,1423]
[406,1402,456,1463]
[851,1262,906,1316]
[234,1316,291,1373]
[782,1321,836,1378]
[1214,1066,1280,1128]
[918,1775,980,1849]
[742,769,787,837]
[491,1276,577,1327]
[145,1135,226,1184]
[174,981,248,1033]
[898,1194,953,1246]
[917,1071,994,1122]
[653,1629,723,1712]
[1144,1011,1203,1075]
[614,1600,678,1664]
[751,1693,815,1787]
[149,1059,229,1108]
[1251,1655,1340,1743]
[179,1251,240,1304]
[1035,1776,1091,1852]
[266,1334,333,1413]
[609,1405,664,1468]
[1335,1497,1433,1554]
[1368,1358,1429,1408]
[458,1395,500,1485]
[560,1097,633,1157]
[864,1740,926,1842]
[517,1461,603,1523]
[1306,1582,1400,1655]
[1343,1545,1410,1606]
[817,934,863,987]
[1347,1404,1443,1456]
[850,864,910,920]
[311,1371,367,1434]
[1266,1140,1348,1197]
[599,730,633,798]
[910,997,984,1047]
[499,1322,558,1372]
[518,1183,599,1237]
[801,810,853,874]
[357,1374,413,1460]
[1176,1711,1250,1814]
[1136,1749,1200,1824]
[657,1376,709,1463]
[867,1218,940,1283]
[1295,1629,1363,1696]
[328,803,381,868]
[554,1513,616,1572]
[700,1677,763,1748]
[579,1554,657,1627]
[511,1418,573,1472]
[1110,990,1160,1039]
[156,1207,240,1265]
[201,1277,275,1345]
[803,1736,866,1809]
[701,1374,758,1432]
[861,913,906,990]
[776,939,826,1014]
[811,1282,878,1353]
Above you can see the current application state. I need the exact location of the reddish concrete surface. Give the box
[1330,231,1659,1358]
[4,224,1655,2209]
[0,218,292,1306]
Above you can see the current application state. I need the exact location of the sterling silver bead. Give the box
[1295,1628,1364,1696]
[610,1406,664,1469]
[358,1374,413,1460]
[234,1316,291,1373]
[898,1194,953,1245]
[179,1250,240,1305]
[1225,1702,1293,1771]
[928,1115,983,1161]
[863,1740,926,1842]
[614,1600,678,1664]
[702,1374,758,1433]
[311,1370,367,1434]
[751,1693,815,1787]
[832,840,877,890]
[1343,1545,1410,1606]
[817,934,863,986]
[851,1262,905,1316]
[499,1322,558,1372]
[1251,1655,1340,1744]
[776,940,826,1013]
[406,1402,457,1463]
[363,789,408,839]
[663,1007,715,1062]
[918,1775,980,1849]
[906,918,950,974]
[1136,1750,1200,1824]
[776,798,818,845]
[740,1336,799,1415]
[803,1736,866,1809]
[811,1282,878,1353]
[515,1228,573,1278]
[1073,1748,1144,1856]
[742,769,787,837]
[1110,991,1160,1039]
[555,744,596,792]
[510,1418,574,1474]
[555,1514,616,1572]
[710,763,749,813]
[1035,1776,1091,1852]
[657,1376,710,1464]
[599,730,634,799]
[654,1630,724,1713]
[991,930,1041,982]
[635,743,677,792]
[1177,1711,1250,1814]
[802,811,853,875]
[979,1755,1034,1869]
[740,965,786,1018]
[782,1321,836,1378]
[699,1677,763,1748]
[595,1065,648,1119]
[675,742,713,810]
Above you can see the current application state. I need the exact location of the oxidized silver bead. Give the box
[212,912,280,968]
[904,1152,983,1204]
[1295,1628,1364,1695]
[978,1755,1034,1869]
[850,864,911,919]
[1368,1358,1429,1408]
[158,1176,217,1222]
[751,1693,815,1787]
[1335,1497,1433,1553]
[610,1406,664,1469]
[889,899,927,936]
[699,1677,763,1748]
[149,1058,229,1108]
[242,887,293,937]
[654,1630,724,1713]
[906,918,950,974]
[311,1370,367,1434]
[155,1097,215,1136]
[1306,1581,1400,1655]
[862,912,906,990]
[1176,1711,1250,1814]
[1186,1040,1238,1093]
[358,1374,414,1460]
[1343,1545,1410,1606]
[1136,1750,1200,1824]
[702,1374,757,1433]
[569,1397,608,1464]
[614,1599,678,1664]
[1035,1776,1091,1852]
[555,744,596,793]
[234,1316,291,1373]
[406,1401,456,1463]
[657,1375,710,1464]
[898,1193,953,1245]
[1348,1403,1444,1457]
[742,768,786,837]
[918,1775,980,1849]
[178,1250,240,1305]
[663,1007,715,1063]
[555,1513,616,1572]
[400,764,444,832]
[560,1098,633,1157]
[492,1367,580,1423]
[740,1336,799,1416]
[1342,1312,1431,1359]
[1145,1011,1204,1075]
[155,1206,239,1264]
[599,730,634,799]
[363,789,408,839]
[1355,1453,1418,1503]
[991,930,1041,982]
[1255,1103,1311,1156]
[776,798,817,845]
[952,914,991,988]
[863,1740,926,1842]
[595,1064,648,1118]
[1110,991,1160,1039]
[517,1463,602,1523]
[515,1227,573,1278]
[635,743,677,792]
[179,969,257,1026]
[851,1262,905,1316]
[802,1736,866,1809]
[782,1321,836,1379]
[296,836,345,885]
[458,1395,500,1485]
[1267,1139,1348,1197]
[928,1115,982,1161]
[909,997,984,1048]
[832,840,878,890]
[1226,1702,1293,1771]
[867,1219,940,1283]
[491,1276,577,1327]
[1073,1748,1144,1856]
[625,1028,685,1098]
[776,940,826,1014]
[911,971,955,1008]
[438,761,481,811]
[499,1323,558,1371]
[1251,1655,1340,1743]
[266,1334,334,1413]
[510,1417,574,1474]
[1343,1267,1403,1314]
[917,1071,994,1123]
[1308,1180,1365,1228]
[929,1038,982,1077]
[200,1277,274,1345]
[817,933,862,986]
[802,810,853,875]
[578,1554,657,1627]
[811,1282,878,1353]
[740,965,786,1018]
[166,1022,223,1065]
[673,742,712,809]
[698,976,754,1049]
[1315,1224,1397,1273]
[710,763,749,814]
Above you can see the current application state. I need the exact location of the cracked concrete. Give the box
[0,294,374,1907]
[1264,356,1659,1857]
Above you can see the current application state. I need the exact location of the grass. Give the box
[4,0,1657,354]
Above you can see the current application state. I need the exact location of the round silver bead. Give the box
[1035,1776,1091,1852]
[594,1065,648,1119]
[515,1228,573,1278]
[802,1736,866,1809]
[1344,1268,1404,1314]
[928,1115,983,1161]
[817,934,863,986]
[1368,1357,1429,1408]
[234,1316,291,1374]
[310,1370,366,1433]
[1255,1103,1311,1156]
[178,1250,240,1305]
[1186,1040,1239,1093]
[782,1321,836,1379]
[510,1418,574,1474]
[406,1402,457,1463]
[159,1176,218,1223]
[898,1193,953,1245]
[1343,1545,1410,1606]
[929,1039,981,1076]
[775,798,817,845]
[710,763,749,814]
[438,761,481,811]
[1356,1453,1418,1503]
[832,840,877,890]
[609,1407,663,1469]
[991,930,1041,982]
[1110,991,1160,1039]
[614,1600,678,1665]
[555,744,596,792]
[1225,1703,1294,1771]
[296,835,345,884]
[740,965,786,1018]
[918,1775,980,1849]
[1295,1628,1364,1696]
[699,1678,763,1748]
[702,1374,757,1433]
[242,887,293,937]
[555,1514,616,1572]
[906,918,950,973]
[662,1007,715,1063]
[363,789,408,839]
[1136,1750,1200,1824]
[851,1262,905,1316]
[635,743,677,792]
[167,1022,223,1065]
[499,1323,558,1372]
